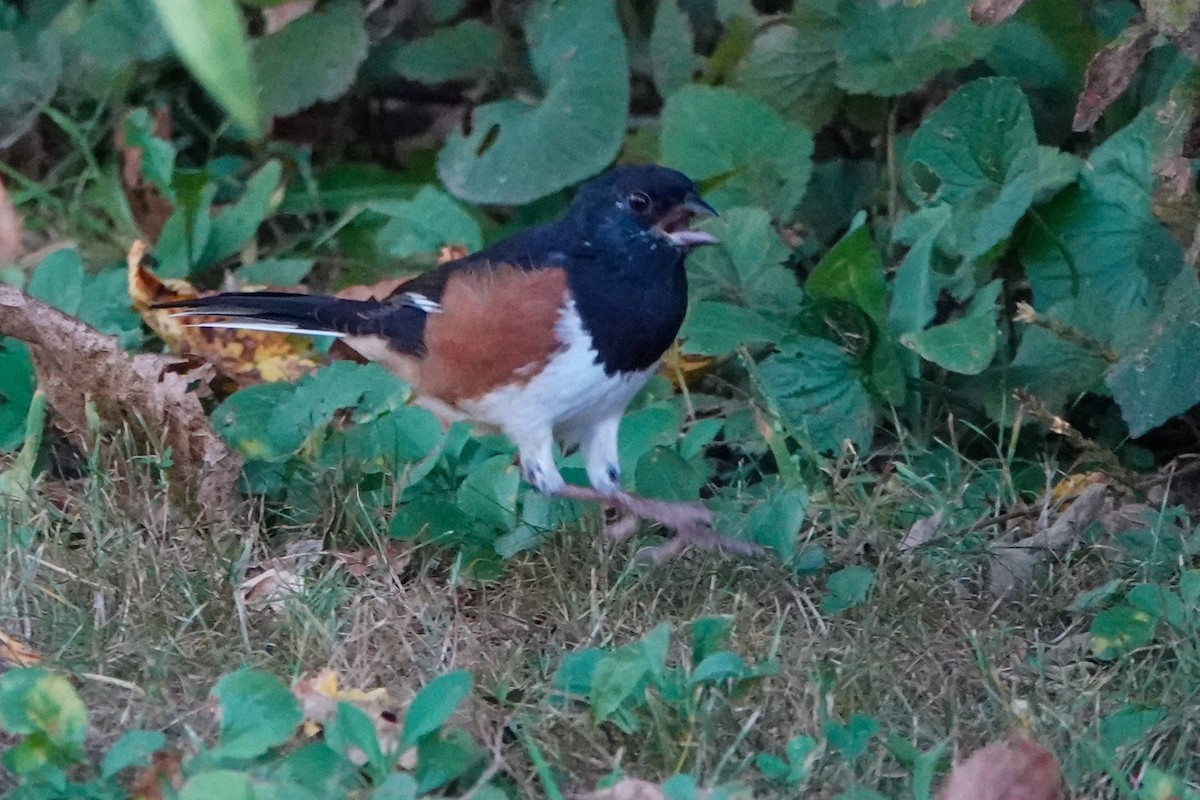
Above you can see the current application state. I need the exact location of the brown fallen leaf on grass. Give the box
[0,281,243,520]
[129,240,323,387]
[129,750,183,800]
[240,539,323,613]
[1073,22,1156,132]
[936,735,1065,800]
[0,630,42,669]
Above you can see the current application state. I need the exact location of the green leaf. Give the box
[759,336,875,454]
[742,486,808,564]
[373,773,420,800]
[590,649,651,722]
[233,258,314,286]
[0,339,35,452]
[684,207,802,316]
[823,712,879,760]
[734,0,843,129]
[457,454,521,529]
[888,205,950,336]
[437,0,629,204]
[690,651,747,684]
[26,248,85,315]
[1107,271,1200,436]
[806,221,885,327]
[123,107,176,199]
[650,0,695,99]
[1099,707,1162,758]
[904,77,1078,259]
[101,729,166,778]
[401,670,473,747]
[372,186,483,259]
[384,20,499,84]
[255,0,367,118]
[198,159,282,268]
[1021,107,1183,313]
[680,301,788,357]
[415,729,485,793]
[901,281,1001,375]
[148,0,263,137]
[0,668,88,751]
[179,770,256,800]
[835,0,993,97]
[634,446,704,502]
[1090,604,1157,660]
[661,86,813,220]
[210,669,302,759]
[325,702,384,776]
[0,391,45,505]
[820,566,875,614]
[690,617,733,665]
[0,29,61,146]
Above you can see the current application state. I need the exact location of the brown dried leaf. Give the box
[115,108,175,243]
[988,483,1108,599]
[130,750,183,800]
[334,275,417,302]
[1073,22,1155,132]
[0,175,22,265]
[438,244,469,263]
[293,669,398,752]
[968,0,1028,26]
[129,241,323,387]
[899,509,946,552]
[0,281,243,520]
[332,541,413,578]
[936,736,1065,800]
[0,630,41,668]
[660,339,716,389]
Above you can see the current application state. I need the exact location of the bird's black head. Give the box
[565,165,719,252]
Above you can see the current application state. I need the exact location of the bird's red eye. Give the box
[627,191,652,214]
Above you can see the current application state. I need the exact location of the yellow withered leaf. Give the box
[127,240,323,388]
[660,340,716,389]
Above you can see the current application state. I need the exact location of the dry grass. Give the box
[3,444,1200,798]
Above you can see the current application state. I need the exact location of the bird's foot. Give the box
[555,485,762,562]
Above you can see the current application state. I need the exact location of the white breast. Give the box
[459,301,656,448]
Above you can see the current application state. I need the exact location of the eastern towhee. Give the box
[156,165,759,558]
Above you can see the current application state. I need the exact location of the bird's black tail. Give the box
[153,291,418,347]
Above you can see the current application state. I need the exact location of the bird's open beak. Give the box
[662,194,720,248]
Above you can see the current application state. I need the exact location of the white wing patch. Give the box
[182,321,348,338]
[403,292,443,314]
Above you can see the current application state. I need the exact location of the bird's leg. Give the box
[553,484,762,559]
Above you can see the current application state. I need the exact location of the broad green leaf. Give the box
[661,86,813,220]
[1099,707,1162,757]
[0,29,60,146]
[78,267,144,349]
[650,0,695,99]
[759,336,875,454]
[415,729,485,793]
[457,454,520,529]
[741,485,808,564]
[372,186,483,259]
[634,446,704,502]
[26,248,84,315]
[401,670,473,747]
[210,669,302,759]
[67,0,171,94]
[835,0,993,97]
[806,221,885,327]
[0,339,35,451]
[690,652,747,684]
[198,159,282,268]
[823,712,879,760]
[101,729,166,778]
[684,207,802,315]
[690,617,733,665]
[438,0,629,204]
[905,78,1078,259]
[373,773,420,800]
[734,0,842,129]
[0,391,45,505]
[179,770,256,800]
[797,158,880,246]
[255,0,368,118]
[820,566,875,614]
[233,258,314,286]
[382,20,500,84]
[0,668,87,750]
[680,300,787,356]
[325,702,384,776]
[1022,107,1183,313]
[1107,271,1200,436]
[888,205,951,336]
[901,281,1001,375]
[590,649,650,722]
[148,0,263,137]
[1090,604,1156,660]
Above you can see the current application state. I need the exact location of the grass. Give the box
[4,432,1200,798]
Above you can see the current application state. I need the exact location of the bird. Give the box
[155,165,759,559]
